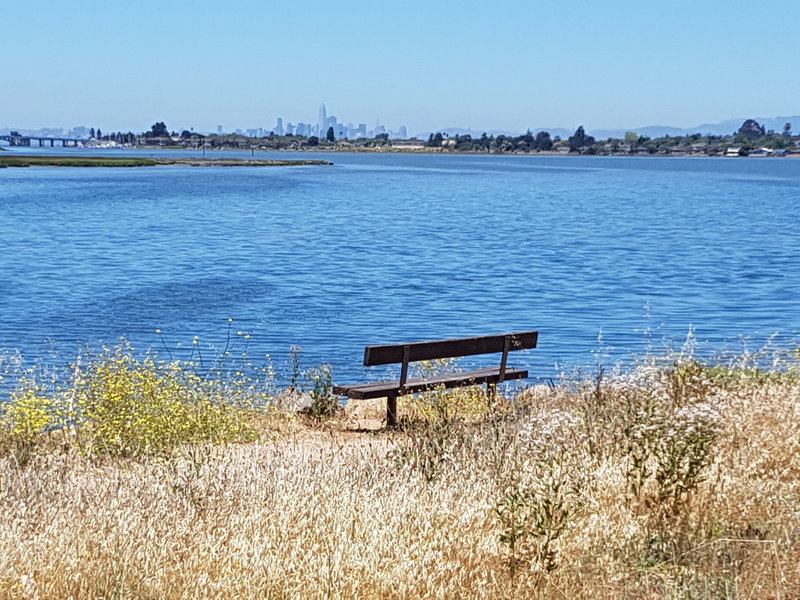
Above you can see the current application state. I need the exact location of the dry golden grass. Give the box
[1,363,799,599]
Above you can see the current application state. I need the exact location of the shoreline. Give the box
[55,144,800,159]
[0,155,333,168]
[3,144,798,160]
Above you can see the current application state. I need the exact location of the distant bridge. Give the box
[0,132,82,147]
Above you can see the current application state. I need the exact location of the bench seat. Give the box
[333,366,528,400]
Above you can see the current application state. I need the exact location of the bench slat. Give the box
[363,331,538,366]
[333,366,529,400]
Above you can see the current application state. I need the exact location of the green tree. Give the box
[738,119,764,139]
[520,129,534,151]
[624,131,639,152]
[755,132,789,149]
[149,122,169,137]
[568,126,595,153]
[306,136,319,146]
[494,134,511,152]
[534,131,552,151]
[326,126,335,142]
[426,132,444,147]
[455,134,474,151]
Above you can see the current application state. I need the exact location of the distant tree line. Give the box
[89,127,138,144]
[93,119,798,156]
[424,129,558,152]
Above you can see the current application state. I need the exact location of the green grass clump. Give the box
[0,156,157,168]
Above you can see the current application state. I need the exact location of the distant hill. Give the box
[588,116,800,139]
[417,116,800,141]
[690,116,798,137]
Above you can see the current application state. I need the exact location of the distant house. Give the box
[391,141,425,150]
[725,147,742,157]
[749,148,773,157]
[144,136,173,146]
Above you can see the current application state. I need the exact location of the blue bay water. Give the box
[0,150,798,387]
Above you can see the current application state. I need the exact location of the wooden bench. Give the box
[333,331,538,427]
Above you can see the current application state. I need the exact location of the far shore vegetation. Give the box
[0,155,332,168]
[1,337,799,597]
[194,118,798,157]
[4,118,795,158]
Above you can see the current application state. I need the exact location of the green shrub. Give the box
[0,342,260,460]
[73,344,258,457]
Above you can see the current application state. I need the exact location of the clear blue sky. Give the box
[2,0,799,135]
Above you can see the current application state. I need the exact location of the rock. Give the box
[274,389,314,412]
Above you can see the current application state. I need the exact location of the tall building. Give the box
[275,118,283,136]
[318,104,327,137]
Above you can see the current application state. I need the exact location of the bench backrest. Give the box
[363,331,537,389]
[363,331,538,366]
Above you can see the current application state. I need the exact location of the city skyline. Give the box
[0,101,409,140]
[4,109,799,143]
[2,1,799,134]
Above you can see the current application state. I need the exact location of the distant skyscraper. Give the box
[318,104,327,137]
[398,125,408,139]
[325,116,337,133]
[275,118,283,136]
[217,125,223,134]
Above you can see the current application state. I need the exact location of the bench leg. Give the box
[386,393,398,428]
